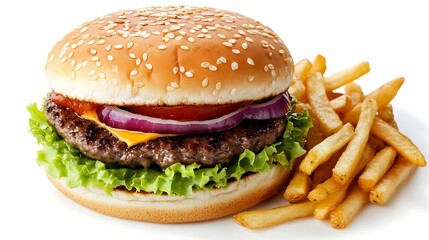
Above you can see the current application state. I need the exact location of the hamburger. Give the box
[28,6,311,223]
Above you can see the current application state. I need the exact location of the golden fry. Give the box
[333,98,378,184]
[309,54,327,75]
[311,150,341,187]
[330,94,352,116]
[358,146,396,192]
[294,59,312,82]
[323,62,370,91]
[307,72,343,136]
[342,78,404,124]
[299,103,325,149]
[330,184,369,229]
[377,103,395,123]
[289,77,307,102]
[300,123,354,175]
[284,170,312,203]
[314,182,349,219]
[233,201,317,230]
[371,117,426,166]
[345,82,364,107]
[370,157,417,205]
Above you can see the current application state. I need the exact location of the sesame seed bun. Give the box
[48,164,290,223]
[45,6,294,106]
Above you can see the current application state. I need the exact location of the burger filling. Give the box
[45,93,288,169]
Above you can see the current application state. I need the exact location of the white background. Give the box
[1,0,428,239]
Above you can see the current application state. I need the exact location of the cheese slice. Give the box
[81,110,173,147]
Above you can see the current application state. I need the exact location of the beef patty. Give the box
[44,96,288,169]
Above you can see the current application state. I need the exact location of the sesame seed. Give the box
[90,48,97,55]
[209,65,217,71]
[230,88,237,95]
[247,58,254,66]
[91,56,99,61]
[279,49,285,54]
[248,75,255,81]
[217,34,226,39]
[77,40,84,46]
[68,52,74,58]
[173,66,179,75]
[87,40,95,45]
[201,78,209,87]
[129,53,136,59]
[49,54,55,62]
[82,34,89,39]
[71,44,77,49]
[205,34,212,39]
[106,44,112,51]
[61,57,67,63]
[158,45,167,50]
[231,62,238,71]
[187,37,195,43]
[89,70,96,76]
[175,36,183,41]
[242,42,248,49]
[197,33,205,38]
[264,65,269,72]
[127,42,134,49]
[180,66,185,73]
[136,58,141,66]
[232,49,240,54]
[145,63,153,70]
[180,45,189,50]
[271,69,276,77]
[97,39,106,45]
[71,70,76,79]
[261,40,270,48]
[215,82,222,90]
[233,34,241,38]
[165,32,175,38]
[228,39,237,44]
[107,55,114,61]
[268,64,275,69]
[200,62,210,68]
[171,82,179,88]
[245,37,253,42]
[185,71,193,77]
[76,63,82,70]
[96,61,102,67]
[130,70,138,76]
[179,30,186,36]
[99,72,106,79]
[114,44,123,49]
[222,42,233,47]
[142,53,148,61]
[238,30,246,35]
[71,59,76,67]
[82,61,88,67]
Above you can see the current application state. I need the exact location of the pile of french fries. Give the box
[234,54,426,229]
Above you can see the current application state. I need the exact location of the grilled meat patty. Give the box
[44,96,288,169]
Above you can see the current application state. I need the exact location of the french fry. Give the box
[299,103,325,149]
[311,150,342,187]
[309,143,377,202]
[344,82,363,107]
[329,184,369,229]
[377,103,394,123]
[294,59,312,82]
[300,123,354,175]
[333,98,378,184]
[323,62,370,91]
[309,54,327,75]
[233,201,317,230]
[358,146,397,192]
[289,77,307,102]
[314,182,349,219]
[371,117,426,166]
[284,170,312,203]
[369,157,417,205]
[307,72,343,136]
[330,94,352,116]
[342,78,404,124]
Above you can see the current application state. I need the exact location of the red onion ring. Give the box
[97,93,291,134]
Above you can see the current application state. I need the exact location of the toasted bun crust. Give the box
[45,6,293,106]
[48,165,290,223]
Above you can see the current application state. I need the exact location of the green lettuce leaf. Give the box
[27,101,311,196]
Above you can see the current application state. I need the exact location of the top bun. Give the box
[45,6,294,106]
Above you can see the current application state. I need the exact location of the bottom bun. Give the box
[48,164,290,223]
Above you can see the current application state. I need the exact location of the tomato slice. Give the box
[52,91,249,121]
[125,103,246,121]
[51,92,98,115]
